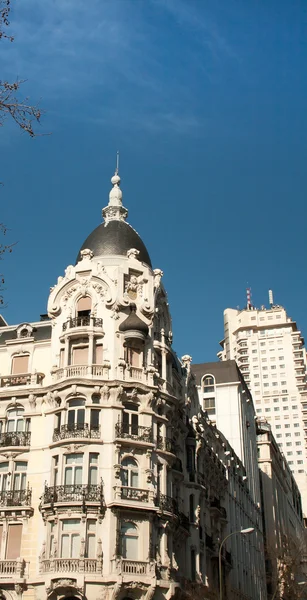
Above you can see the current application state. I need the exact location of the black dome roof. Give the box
[76,220,152,267]
[119,304,149,336]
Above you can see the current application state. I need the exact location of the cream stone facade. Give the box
[0,170,268,600]
[218,303,307,514]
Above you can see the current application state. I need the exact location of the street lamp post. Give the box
[218,527,255,600]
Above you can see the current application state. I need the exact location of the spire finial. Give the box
[115,150,119,175]
[102,154,128,223]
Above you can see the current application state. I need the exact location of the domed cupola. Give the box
[75,158,152,267]
[119,304,149,341]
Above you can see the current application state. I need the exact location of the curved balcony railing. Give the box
[53,424,100,442]
[157,436,176,454]
[0,431,31,447]
[115,422,153,443]
[111,558,155,576]
[0,488,32,507]
[42,483,103,504]
[155,493,189,531]
[62,317,103,331]
[0,559,28,578]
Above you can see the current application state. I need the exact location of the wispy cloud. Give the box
[1,0,237,135]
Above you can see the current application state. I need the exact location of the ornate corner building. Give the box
[0,170,267,600]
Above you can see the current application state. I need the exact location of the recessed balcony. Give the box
[0,431,31,448]
[62,316,103,331]
[0,373,44,387]
[53,424,100,443]
[40,557,102,574]
[0,488,32,508]
[115,422,153,444]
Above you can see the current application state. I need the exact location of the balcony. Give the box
[53,424,100,443]
[111,558,155,576]
[0,488,32,507]
[157,436,176,454]
[210,498,227,519]
[155,494,189,532]
[0,431,31,448]
[125,366,145,382]
[0,373,44,387]
[120,486,151,502]
[115,422,153,444]
[205,534,214,551]
[153,331,172,346]
[0,559,28,579]
[40,557,102,574]
[42,483,104,506]
[62,316,103,331]
[53,364,106,381]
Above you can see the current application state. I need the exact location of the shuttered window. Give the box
[6,524,22,559]
[72,346,88,365]
[11,355,29,374]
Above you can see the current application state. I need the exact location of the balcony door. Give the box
[12,462,27,492]
[0,462,9,492]
[60,519,81,558]
[64,454,83,486]
[123,403,138,436]
[7,409,25,433]
[67,400,85,431]
[121,522,138,560]
[121,458,138,488]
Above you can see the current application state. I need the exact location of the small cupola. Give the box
[119,304,149,341]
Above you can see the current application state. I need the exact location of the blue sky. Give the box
[1,0,307,363]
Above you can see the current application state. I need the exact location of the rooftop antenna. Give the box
[115,150,119,175]
[246,287,252,310]
[269,289,274,308]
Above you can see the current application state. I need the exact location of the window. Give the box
[297,460,304,464]
[295,442,301,446]
[121,457,138,488]
[6,408,27,433]
[67,399,85,430]
[6,524,22,559]
[203,376,215,393]
[126,346,142,368]
[285,424,290,429]
[64,454,83,486]
[292,405,298,410]
[276,434,282,438]
[285,433,291,438]
[72,344,89,365]
[276,425,281,429]
[89,453,98,485]
[0,462,9,492]
[274,408,280,412]
[204,397,215,414]
[61,519,81,558]
[283,407,289,411]
[95,344,103,364]
[189,494,195,522]
[265,408,271,413]
[296,451,302,456]
[294,432,300,437]
[76,296,91,318]
[87,519,96,558]
[191,548,196,581]
[294,424,299,428]
[121,522,138,559]
[11,355,29,375]
[123,403,139,436]
[52,456,59,487]
[13,462,27,492]
[286,442,292,447]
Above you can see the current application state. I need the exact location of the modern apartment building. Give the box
[0,169,267,600]
[218,301,307,513]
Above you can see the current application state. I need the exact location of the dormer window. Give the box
[203,375,215,393]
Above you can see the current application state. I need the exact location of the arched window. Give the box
[121,521,138,559]
[76,296,92,318]
[203,375,215,393]
[121,457,138,488]
[189,494,195,523]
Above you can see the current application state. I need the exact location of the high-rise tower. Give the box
[218,294,307,513]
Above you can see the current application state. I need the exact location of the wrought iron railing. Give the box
[62,317,103,331]
[40,558,101,573]
[157,436,176,454]
[155,494,189,531]
[0,488,32,507]
[155,493,179,514]
[121,487,150,502]
[0,431,31,447]
[115,422,153,443]
[42,483,103,504]
[0,373,44,387]
[53,424,100,442]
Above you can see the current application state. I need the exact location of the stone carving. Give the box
[127,248,140,260]
[29,394,36,410]
[153,269,163,289]
[80,248,93,260]
[46,579,83,597]
[101,385,110,401]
